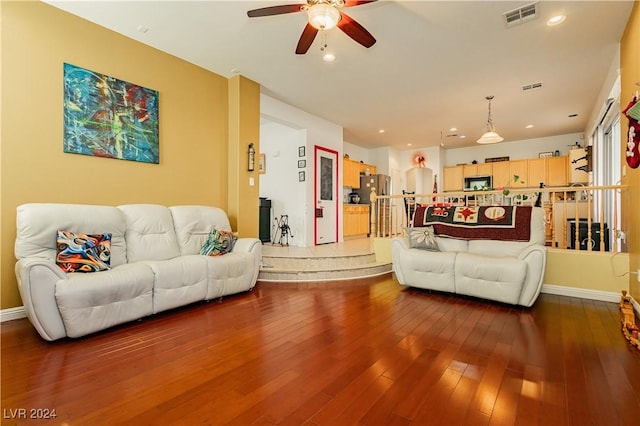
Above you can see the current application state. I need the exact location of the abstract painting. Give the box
[63,63,159,163]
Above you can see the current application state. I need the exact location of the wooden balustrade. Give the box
[370,185,628,252]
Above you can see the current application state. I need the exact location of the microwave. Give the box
[464,175,492,191]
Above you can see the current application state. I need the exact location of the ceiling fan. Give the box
[247,0,377,54]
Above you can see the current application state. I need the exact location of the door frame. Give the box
[314,145,339,245]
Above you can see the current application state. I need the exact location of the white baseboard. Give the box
[541,284,621,303]
[1,306,27,322]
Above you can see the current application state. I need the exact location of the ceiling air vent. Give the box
[521,82,543,92]
[503,2,538,27]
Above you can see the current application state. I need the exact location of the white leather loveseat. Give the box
[14,203,261,341]
[392,206,546,307]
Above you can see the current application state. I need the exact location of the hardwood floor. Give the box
[2,276,640,425]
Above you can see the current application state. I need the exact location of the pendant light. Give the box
[477,95,504,144]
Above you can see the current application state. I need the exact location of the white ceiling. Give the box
[45,0,634,150]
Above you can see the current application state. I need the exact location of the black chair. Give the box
[403,190,416,226]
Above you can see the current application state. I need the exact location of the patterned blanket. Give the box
[413,205,532,242]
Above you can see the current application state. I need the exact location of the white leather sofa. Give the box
[14,203,261,341]
[392,206,546,307]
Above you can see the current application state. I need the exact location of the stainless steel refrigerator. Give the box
[355,174,391,236]
[356,174,391,203]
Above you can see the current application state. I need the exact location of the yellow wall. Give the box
[621,2,640,300]
[227,76,261,238]
[544,250,629,292]
[0,2,259,309]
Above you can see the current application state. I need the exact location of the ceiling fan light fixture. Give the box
[308,4,341,30]
[477,96,504,144]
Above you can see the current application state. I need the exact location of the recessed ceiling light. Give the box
[547,15,566,26]
[323,53,336,62]
[407,143,412,146]
[526,124,534,128]
[449,127,457,132]
[378,129,385,134]
[459,135,466,139]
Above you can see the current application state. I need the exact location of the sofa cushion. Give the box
[118,204,181,262]
[169,205,233,256]
[15,203,127,267]
[405,226,439,251]
[56,231,111,273]
[467,239,532,258]
[143,256,208,314]
[454,252,527,304]
[55,263,154,337]
[435,236,468,253]
[391,244,457,293]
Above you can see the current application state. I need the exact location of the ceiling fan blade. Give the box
[337,12,376,48]
[296,23,319,54]
[247,4,305,18]
[343,0,377,7]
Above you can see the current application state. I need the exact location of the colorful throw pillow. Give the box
[200,229,237,257]
[56,231,112,273]
[405,226,440,251]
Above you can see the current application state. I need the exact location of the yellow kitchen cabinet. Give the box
[463,164,477,177]
[547,156,568,187]
[343,205,370,237]
[464,162,492,178]
[491,161,510,189]
[343,158,360,188]
[443,166,464,191]
[476,162,493,176]
[509,160,528,187]
[358,162,376,176]
[528,158,546,188]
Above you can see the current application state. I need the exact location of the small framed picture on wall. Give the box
[299,171,305,182]
[259,154,266,174]
[298,160,306,168]
[298,146,305,157]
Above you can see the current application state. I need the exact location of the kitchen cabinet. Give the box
[527,158,546,188]
[343,158,377,188]
[509,160,528,188]
[491,161,510,189]
[464,163,492,178]
[463,164,477,177]
[343,158,361,188]
[547,156,568,187]
[359,163,376,175]
[444,155,569,193]
[343,205,369,237]
[477,162,493,176]
[443,166,464,191]
[569,148,589,184]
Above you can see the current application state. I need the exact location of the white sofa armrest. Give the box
[15,258,67,341]
[232,237,261,255]
[391,237,411,284]
[517,245,547,307]
[231,237,262,285]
